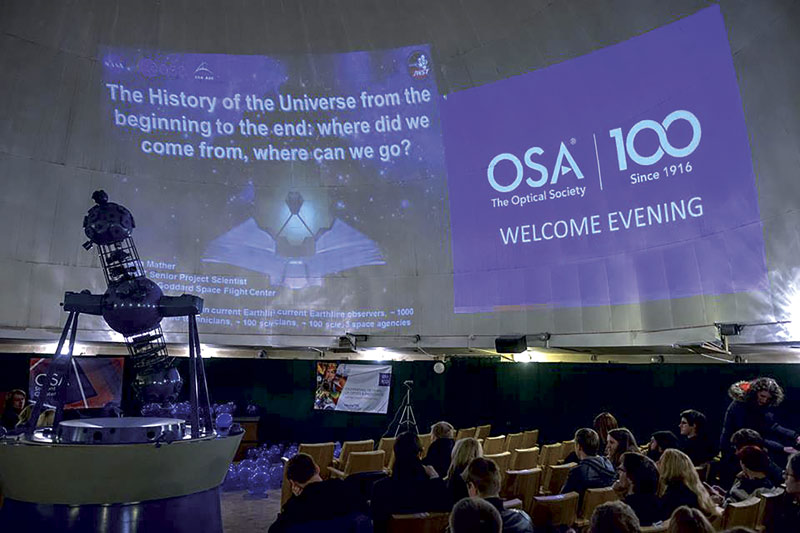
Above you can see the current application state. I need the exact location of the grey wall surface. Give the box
[0,0,799,349]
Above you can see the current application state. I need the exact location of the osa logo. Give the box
[609,109,701,170]
[487,142,584,193]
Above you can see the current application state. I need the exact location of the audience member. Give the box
[614,452,661,526]
[657,449,719,521]
[678,410,717,466]
[589,500,640,533]
[725,445,774,502]
[371,431,451,533]
[269,453,362,533]
[450,497,503,533]
[607,428,640,468]
[772,452,800,532]
[1,389,26,430]
[424,421,456,478]
[447,437,484,503]
[728,428,784,487]
[648,431,680,462]
[666,506,714,533]
[465,457,533,533]
[561,428,616,507]
[565,412,619,464]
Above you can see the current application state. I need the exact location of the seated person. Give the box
[607,428,641,468]
[678,410,717,466]
[771,452,800,532]
[647,431,680,462]
[657,449,719,522]
[725,445,774,503]
[564,412,619,464]
[666,506,714,533]
[450,497,503,533]
[561,428,616,507]
[1,389,26,430]
[729,428,784,487]
[424,421,456,478]
[447,437,483,503]
[614,452,661,527]
[371,431,451,533]
[589,500,640,533]
[269,453,363,533]
[465,457,533,533]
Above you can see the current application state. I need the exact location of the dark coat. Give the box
[370,463,452,533]
[485,496,534,533]
[624,493,662,527]
[771,493,800,533]
[560,455,616,507]
[719,399,798,456]
[422,437,455,478]
[659,481,700,521]
[727,474,774,502]
[269,479,362,533]
[447,467,469,504]
[680,435,717,466]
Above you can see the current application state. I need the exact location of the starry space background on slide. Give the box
[99,45,449,333]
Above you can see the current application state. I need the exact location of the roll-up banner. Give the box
[314,362,392,413]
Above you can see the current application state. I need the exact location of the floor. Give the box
[221,489,282,532]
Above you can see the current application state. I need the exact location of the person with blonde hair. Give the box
[424,421,456,478]
[657,449,719,521]
[447,437,483,502]
[607,428,640,468]
[666,506,714,533]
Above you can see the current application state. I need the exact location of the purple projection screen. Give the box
[441,6,766,313]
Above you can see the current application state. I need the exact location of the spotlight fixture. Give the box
[650,355,665,364]
[716,323,744,337]
[495,335,527,354]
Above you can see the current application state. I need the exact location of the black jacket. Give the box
[624,493,661,527]
[771,493,800,533]
[269,479,362,533]
[447,467,469,504]
[560,456,616,507]
[486,496,534,533]
[659,481,699,521]
[727,474,774,502]
[719,400,798,456]
[422,437,455,478]
[680,435,717,466]
[370,464,452,533]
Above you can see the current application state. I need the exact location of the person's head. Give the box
[394,431,423,463]
[593,412,618,448]
[730,428,764,452]
[448,437,483,480]
[679,410,706,438]
[431,421,455,441]
[607,428,639,465]
[666,506,714,533]
[784,452,800,498]
[746,377,784,407]
[575,428,601,458]
[323,363,336,381]
[658,449,718,517]
[449,497,502,533]
[5,389,25,412]
[648,431,679,461]
[619,452,659,496]
[736,445,770,477]
[285,453,321,495]
[465,457,500,498]
[589,500,640,533]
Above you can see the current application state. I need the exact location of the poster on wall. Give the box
[441,5,766,312]
[314,362,392,413]
[28,357,124,410]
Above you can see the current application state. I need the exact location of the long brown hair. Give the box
[593,412,618,450]
[608,428,639,466]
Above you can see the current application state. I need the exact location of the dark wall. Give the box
[3,354,800,447]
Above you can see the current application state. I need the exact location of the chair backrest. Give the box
[387,512,450,533]
[505,432,524,452]
[377,437,396,467]
[521,429,539,449]
[280,456,292,506]
[475,424,491,440]
[455,427,476,440]
[501,468,543,515]
[579,486,619,519]
[483,435,506,455]
[694,463,710,483]
[339,439,374,470]
[485,451,512,475]
[542,462,577,495]
[560,440,576,460]
[531,491,579,528]
[298,442,336,478]
[511,447,540,470]
[345,450,386,476]
[418,433,432,456]
[539,443,563,466]
[640,522,669,533]
[721,496,761,529]
[757,488,784,532]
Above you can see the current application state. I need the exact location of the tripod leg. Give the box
[190,315,213,433]
[187,316,200,439]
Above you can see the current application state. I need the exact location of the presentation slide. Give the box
[100,45,445,335]
[441,6,767,312]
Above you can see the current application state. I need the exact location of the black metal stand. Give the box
[382,382,418,438]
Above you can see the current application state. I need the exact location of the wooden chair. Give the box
[333,439,374,470]
[531,491,579,529]
[377,437,396,468]
[387,512,449,533]
[280,456,292,506]
[521,429,539,449]
[541,462,576,495]
[511,446,539,470]
[485,451,512,483]
[483,435,506,455]
[505,432,524,453]
[501,468,543,515]
[455,427,476,440]
[475,424,491,440]
[329,450,385,478]
[560,439,576,461]
[720,496,761,529]
[539,443,563,466]
[757,488,784,532]
[574,486,619,528]
[640,521,669,533]
[418,433,432,456]
[694,462,710,483]
[297,442,335,478]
